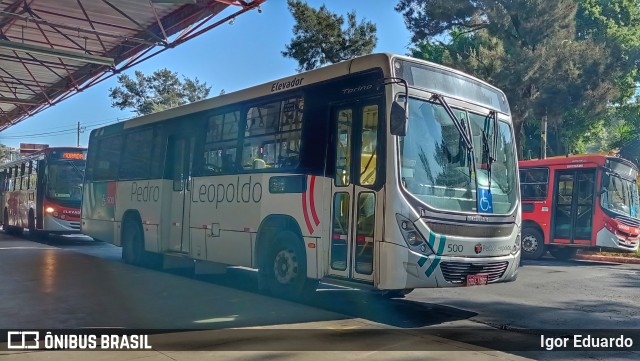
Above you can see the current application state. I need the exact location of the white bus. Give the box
[82,53,521,298]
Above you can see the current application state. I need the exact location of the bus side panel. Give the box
[81,181,116,243]
[190,174,256,267]
[114,180,164,252]
[520,167,554,245]
[313,175,332,280]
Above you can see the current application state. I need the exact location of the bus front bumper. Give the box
[43,215,82,233]
[595,228,639,252]
[378,241,520,290]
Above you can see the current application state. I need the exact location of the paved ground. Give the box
[0,234,531,361]
[2,232,639,360]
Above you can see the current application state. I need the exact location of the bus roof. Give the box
[519,154,638,170]
[95,53,508,133]
[1,146,87,169]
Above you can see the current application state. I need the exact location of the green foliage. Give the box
[108,68,211,116]
[282,0,377,71]
[396,0,640,156]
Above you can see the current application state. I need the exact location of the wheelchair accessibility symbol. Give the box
[478,187,493,214]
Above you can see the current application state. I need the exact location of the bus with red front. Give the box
[0,147,87,237]
[519,154,640,260]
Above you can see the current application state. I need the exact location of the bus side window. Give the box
[203,111,239,174]
[242,98,302,171]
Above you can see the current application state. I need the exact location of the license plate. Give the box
[466,274,488,286]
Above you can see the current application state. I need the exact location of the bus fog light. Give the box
[396,214,433,255]
[511,234,521,255]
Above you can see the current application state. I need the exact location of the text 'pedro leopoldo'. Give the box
[541,334,633,350]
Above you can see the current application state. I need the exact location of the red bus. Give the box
[519,154,640,260]
[0,147,87,237]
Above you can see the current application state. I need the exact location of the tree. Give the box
[282,0,377,71]
[396,0,640,156]
[108,68,211,116]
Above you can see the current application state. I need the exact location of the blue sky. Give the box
[0,1,412,148]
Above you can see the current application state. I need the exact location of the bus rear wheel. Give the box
[122,220,145,266]
[549,247,578,261]
[521,227,546,260]
[266,231,315,300]
[3,210,22,236]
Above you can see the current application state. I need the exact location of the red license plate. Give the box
[466,274,488,286]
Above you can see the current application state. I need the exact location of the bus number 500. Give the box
[447,244,463,253]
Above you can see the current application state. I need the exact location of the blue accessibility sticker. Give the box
[477,187,493,214]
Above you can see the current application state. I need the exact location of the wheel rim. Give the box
[522,235,539,253]
[273,248,298,285]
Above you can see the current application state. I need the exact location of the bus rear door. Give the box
[552,169,596,245]
[167,135,195,254]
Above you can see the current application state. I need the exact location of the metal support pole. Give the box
[541,115,547,159]
[77,121,80,147]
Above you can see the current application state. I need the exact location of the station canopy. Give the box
[0,0,264,131]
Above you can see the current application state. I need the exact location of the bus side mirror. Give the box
[390,100,408,136]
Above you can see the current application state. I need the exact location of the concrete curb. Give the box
[576,253,640,264]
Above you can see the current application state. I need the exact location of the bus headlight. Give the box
[396,214,433,255]
[511,233,521,255]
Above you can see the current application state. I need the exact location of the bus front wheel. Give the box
[266,231,315,300]
[521,227,546,259]
[122,220,144,266]
[549,247,578,261]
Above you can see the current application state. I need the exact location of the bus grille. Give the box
[614,215,640,228]
[68,222,81,230]
[440,261,509,284]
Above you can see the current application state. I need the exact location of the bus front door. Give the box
[552,169,596,244]
[167,135,195,254]
[328,102,380,283]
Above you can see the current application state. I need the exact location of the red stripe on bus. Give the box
[301,191,314,234]
[309,175,320,226]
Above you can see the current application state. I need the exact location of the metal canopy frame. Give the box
[0,0,265,131]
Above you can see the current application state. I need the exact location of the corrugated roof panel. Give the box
[0,0,264,130]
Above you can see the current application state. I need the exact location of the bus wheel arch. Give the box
[256,215,313,299]
[521,222,546,260]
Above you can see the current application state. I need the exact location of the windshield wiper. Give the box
[482,111,498,189]
[63,160,85,179]
[430,94,473,151]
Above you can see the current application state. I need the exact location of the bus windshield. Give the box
[601,172,640,218]
[47,160,85,202]
[399,97,518,214]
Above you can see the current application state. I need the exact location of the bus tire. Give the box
[266,231,314,300]
[521,227,546,260]
[122,220,144,266]
[2,210,8,233]
[3,209,22,236]
[549,247,578,261]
